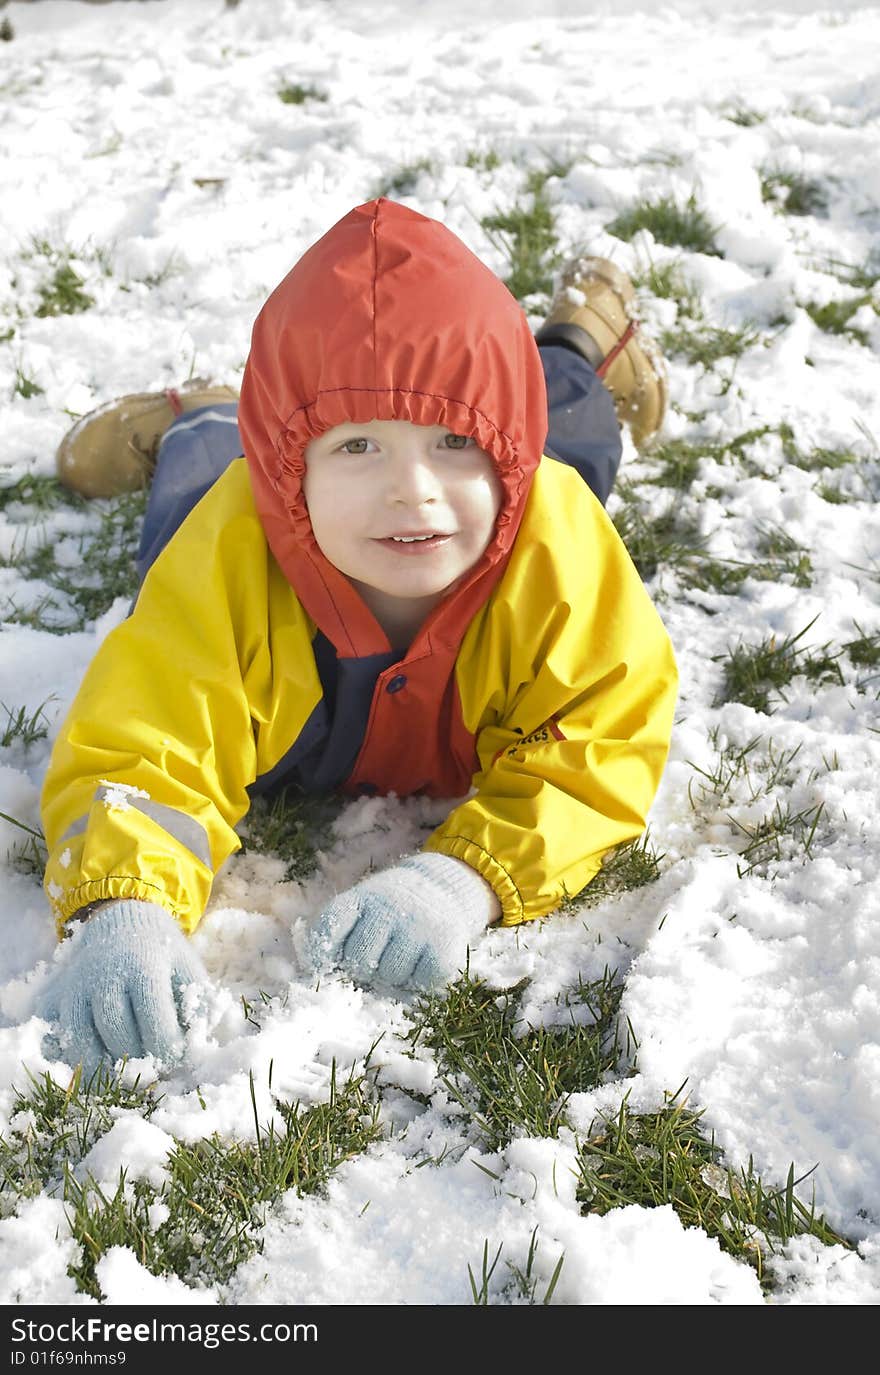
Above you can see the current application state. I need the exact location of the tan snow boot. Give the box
[535,257,667,447]
[56,380,240,499]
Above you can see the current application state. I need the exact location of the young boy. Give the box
[36,197,678,1073]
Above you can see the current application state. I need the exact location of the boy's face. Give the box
[303,418,503,614]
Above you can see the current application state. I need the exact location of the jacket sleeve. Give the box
[40,463,303,936]
[423,474,679,926]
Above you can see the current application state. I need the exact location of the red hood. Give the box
[239,197,548,659]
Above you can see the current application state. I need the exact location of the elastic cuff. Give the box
[403,852,501,927]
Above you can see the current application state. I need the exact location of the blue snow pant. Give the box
[135,344,621,584]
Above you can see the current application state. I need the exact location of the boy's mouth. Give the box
[374,532,453,553]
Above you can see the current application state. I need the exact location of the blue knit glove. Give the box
[307,853,498,990]
[35,900,208,1074]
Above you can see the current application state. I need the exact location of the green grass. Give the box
[843,626,880,669]
[559,834,664,914]
[687,728,803,812]
[12,367,44,399]
[404,972,852,1296]
[481,164,568,301]
[0,808,47,877]
[713,617,845,712]
[0,484,148,632]
[804,293,874,345]
[277,81,327,105]
[754,521,813,589]
[728,798,826,878]
[35,262,95,318]
[610,480,706,581]
[784,440,860,472]
[632,259,702,318]
[467,1229,565,1305]
[817,254,880,293]
[405,971,624,1154]
[236,789,346,882]
[644,437,715,492]
[1,1060,382,1298]
[375,157,435,199]
[760,169,829,217]
[574,1092,850,1291]
[607,193,721,257]
[0,699,51,750]
[660,320,762,370]
[721,102,766,127]
[0,473,85,514]
[465,149,501,172]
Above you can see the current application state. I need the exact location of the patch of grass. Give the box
[574,1092,851,1293]
[843,625,880,669]
[785,442,859,473]
[0,808,47,877]
[660,321,762,369]
[465,149,501,172]
[375,157,435,199]
[610,481,706,581]
[0,18,13,43]
[12,367,44,400]
[0,488,148,633]
[680,556,753,597]
[559,834,664,915]
[0,1064,161,1211]
[713,616,845,712]
[236,789,346,882]
[632,259,702,318]
[1,1060,382,1298]
[607,193,721,257]
[645,438,715,492]
[0,473,84,514]
[480,164,568,302]
[687,729,804,815]
[728,797,826,878]
[35,263,95,319]
[0,699,52,750]
[814,480,850,505]
[760,169,829,217]
[804,294,874,345]
[277,81,327,105]
[405,971,624,1154]
[467,1229,565,1306]
[817,255,880,293]
[754,521,813,589]
[136,252,184,290]
[722,102,766,127]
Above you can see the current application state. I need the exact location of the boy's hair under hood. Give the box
[238,198,549,659]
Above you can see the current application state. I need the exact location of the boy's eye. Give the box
[442,433,473,449]
[339,438,370,454]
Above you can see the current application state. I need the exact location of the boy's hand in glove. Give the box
[34,900,208,1074]
[307,852,500,990]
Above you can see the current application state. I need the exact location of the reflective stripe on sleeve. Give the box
[59,792,213,869]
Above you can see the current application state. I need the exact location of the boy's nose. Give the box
[385,453,443,505]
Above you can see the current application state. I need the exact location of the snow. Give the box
[1,0,880,1306]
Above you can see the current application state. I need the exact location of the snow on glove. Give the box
[34,900,208,1074]
[307,852,497,991]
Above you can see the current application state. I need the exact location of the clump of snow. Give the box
[78,1114,177,1193]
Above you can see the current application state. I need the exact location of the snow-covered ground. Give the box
[1,0,879,1305]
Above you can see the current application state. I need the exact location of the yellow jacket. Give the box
[41,452,677,933]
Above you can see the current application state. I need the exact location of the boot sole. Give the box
[56,386,239,499]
